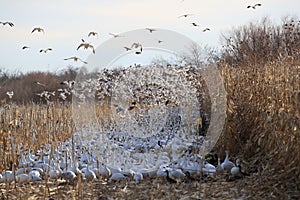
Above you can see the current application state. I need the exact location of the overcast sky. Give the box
[0,0,299,73]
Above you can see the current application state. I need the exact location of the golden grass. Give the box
[216,59,300,197]
[0,59,299,198]
[0,102,75,172]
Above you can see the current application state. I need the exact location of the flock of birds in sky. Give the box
[0,2,262,67]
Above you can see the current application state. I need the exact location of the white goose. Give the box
[108,172,127,183]
[1,169,15,183]
[133,171,143,184]
[221,150,235,172]
[203,162,216,177]
[81,165,96,181]
[16,174,29,184]
[231,159,243,178]
[61,171,76,181]
[169,166,186,182]
[49,162,62,179]
[29,173,43,182]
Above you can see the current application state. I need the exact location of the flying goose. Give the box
[191,23,199,27]
[77,39,95,54]
[0,21,14,27]
[202,28,211,32]
[39,48,52,53]
[22,46,30,50]
[247,3,262,9]
[31,27,44,33]
[146,28,156,33]
[131,42,142,49]
[109,33,124,38]
[131,42,143,55]
[124,46,132,51]
[178,14,193,18]
[64,56,87,64]
[88,31,98,37]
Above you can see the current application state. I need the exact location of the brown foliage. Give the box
[0,67,77,104]
[221,16,300,66]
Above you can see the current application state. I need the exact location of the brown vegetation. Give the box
[0,17,299,198]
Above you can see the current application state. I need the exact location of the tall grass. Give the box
[0,102,74,172]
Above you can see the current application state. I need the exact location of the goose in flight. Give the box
[32,27,44,34]
[131,42,143,55]
[22,46,30,50]
[109,33,124,38]
[64,56,87,64]
[131,42,142,49]
[77,39,95,54]
[191,23,199,27]
[247,3,261,9]
[178,14,193,18]
[88,31,98,37]
[0,21,14,27]
[146,28,156,33]
[124,46,132,51]
[39,48,52,53]
[202,28,211,32]
[158,40,163,43]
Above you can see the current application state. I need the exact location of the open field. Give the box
[0,58,299,199]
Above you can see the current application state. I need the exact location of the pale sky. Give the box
[0,0,299,73]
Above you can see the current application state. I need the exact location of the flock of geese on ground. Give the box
[0,134,249,185]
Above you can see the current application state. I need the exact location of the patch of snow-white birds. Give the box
[0,134,248,185]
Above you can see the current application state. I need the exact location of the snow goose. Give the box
[231,159,242,178]
[168,165,186,182]
[16,174,29,184]
[1,170,14,183]
[77,39,95,54]
[133,171,143,184]
[29,170,41,176]
[231,159,250,178]
[0,21,14,27]
[81,165,96,181]
[88,31,98,37]
[146,28,156,33]
[221,150,235,172]
[203,162,216,177]
[31,27,44,34]
[49,163,62,180]
[107,165,122,175]
[165,170,177,184]
[29,173,43,182]
[61,171,77,181]
[108,172,127,183]
[99,164,111,179]
[156,167,167,178]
